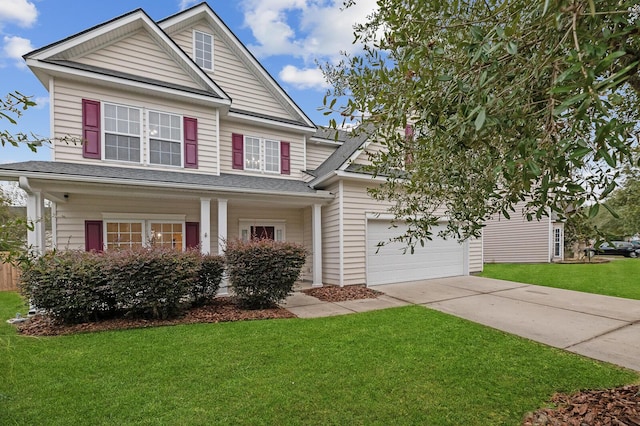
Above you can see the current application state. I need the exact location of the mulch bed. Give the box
[14,285,382,336]
[522,385,640,425]
[15,297,295,337]
[302,284,383,302]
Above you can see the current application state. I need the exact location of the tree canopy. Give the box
[323,0,640,244]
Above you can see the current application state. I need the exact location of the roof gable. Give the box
[24,9,230,103]
[159,2,315,129]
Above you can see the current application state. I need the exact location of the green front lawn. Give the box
[1,292,637,425]
[480,258,640,300]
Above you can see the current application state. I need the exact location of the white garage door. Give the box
[367,220,465,286]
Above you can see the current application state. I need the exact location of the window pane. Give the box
[106,222,143,250]
[264,139,280,172]
[244,137,261,170]
[150,222,183,250]
[150,139,181,166]
[194,31,213,69]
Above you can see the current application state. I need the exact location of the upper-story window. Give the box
[244,136,280,173]
[194,30,213,71]
[82,99,198,168]
[231,133,290,175]
[149,111,182,166]
[104,104,141,163]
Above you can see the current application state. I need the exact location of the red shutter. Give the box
[232,133,244,169]
[186,222,200,249]
[280,141,290,175]
[82,99,101,159]
[85,220,103,252]
[184,117,198,169]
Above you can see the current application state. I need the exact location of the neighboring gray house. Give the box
[483,201,565,263]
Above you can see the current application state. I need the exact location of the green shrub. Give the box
[20,250,116,323]
[191,254,225,306]
[106,247,200,320]
[19,247,225,323]
[226,239,307,309]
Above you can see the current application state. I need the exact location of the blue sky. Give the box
[0,0,376,164]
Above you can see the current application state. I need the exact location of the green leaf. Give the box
[596,148,616,168]
[588,203,599,219]
[600,181,617,198]
[554,92,588,115]
[506,41,517,55]
[474,108,486,131]
[437,74,453,81]
[602,202,620,219]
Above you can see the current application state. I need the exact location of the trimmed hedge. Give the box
[19,247,224,324]
[226,239,307,309]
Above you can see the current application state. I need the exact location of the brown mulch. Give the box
[14,285,383,336]
[15,297,295,337]
[301,284,382,302]
[522,385,640,426]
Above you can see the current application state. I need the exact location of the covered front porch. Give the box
[1,162,332,287]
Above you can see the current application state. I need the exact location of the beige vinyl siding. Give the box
[468,238,483,272]
[52,78,218,174]
[351,141,385,167]
[171,22,295,121]
[321,182,341,286]
[306,143,338,171]
[54,194,207,250]
[219,120,304,179]
[483,201,551,263]
[341,180,392,285]
[76,30,200,90]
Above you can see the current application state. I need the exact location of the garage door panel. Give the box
[367,220,464,286]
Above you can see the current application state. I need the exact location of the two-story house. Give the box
[0,2,483,287]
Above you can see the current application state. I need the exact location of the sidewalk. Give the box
[283,276,640,372]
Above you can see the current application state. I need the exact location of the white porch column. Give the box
[200,198,211,255]
[26,191,46,255]
[217,198,228,255]
[312,203,323,287]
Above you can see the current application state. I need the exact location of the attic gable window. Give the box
[194,30,213,71]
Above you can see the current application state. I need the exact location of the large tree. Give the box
[592,173,640,237]
[323,0,640,244]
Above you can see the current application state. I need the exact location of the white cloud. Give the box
[178,0,199,11]
[3,35,33,68]
[240,0,377,61]
[279,65,329,90]
[33,96,49,109]
[0,0,37,28]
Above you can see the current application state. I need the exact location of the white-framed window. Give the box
[244,136,280,173]
[239,220,285,242]
[101,103,184,167]
[105,221,144,249]
[148,111,182,167]
[103,214,186,251]
[149,222,184,250]
[193,30,213,71]
[554,227,562,257]
[103,103,142,163]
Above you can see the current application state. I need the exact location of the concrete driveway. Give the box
[374,276,640,372]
